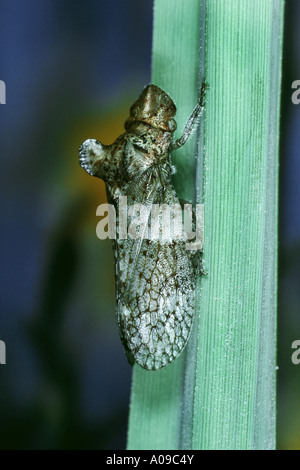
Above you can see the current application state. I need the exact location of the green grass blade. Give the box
[189,0,284,450]
[127,0,204,450]
[127,0,284,451]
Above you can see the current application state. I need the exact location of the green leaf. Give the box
[127,0,284,450]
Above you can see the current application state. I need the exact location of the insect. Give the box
[79,83,207,370]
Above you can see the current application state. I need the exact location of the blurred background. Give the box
[0,0,299,450]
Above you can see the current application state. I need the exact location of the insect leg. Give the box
[179,197,207,276]
[170,82,208,151]
[191,249,207,276]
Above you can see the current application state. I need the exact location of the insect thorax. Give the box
[126,121,173,156]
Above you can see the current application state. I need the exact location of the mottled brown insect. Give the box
[79,84,207,370]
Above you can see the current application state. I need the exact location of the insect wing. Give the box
[115,171,195,371]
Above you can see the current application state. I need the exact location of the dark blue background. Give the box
[0,0,299,450]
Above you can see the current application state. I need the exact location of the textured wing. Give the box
[116,238,195,370]
[114,168,195,370]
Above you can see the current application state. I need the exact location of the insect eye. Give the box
[168,118,177,132]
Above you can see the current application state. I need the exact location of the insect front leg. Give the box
[170,82,208,152]
[180,198,207,277]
